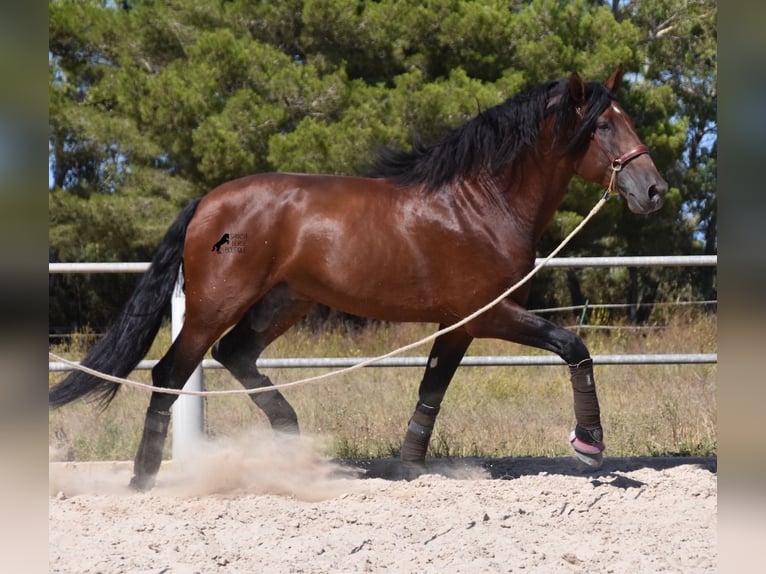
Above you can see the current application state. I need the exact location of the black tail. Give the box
[49,198,202,409]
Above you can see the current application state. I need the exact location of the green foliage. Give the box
[49,0,717,332]
[509,0,641,82]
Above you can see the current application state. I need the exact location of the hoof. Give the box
[569,431,605,469]
[399,461,427,481]
[129,474,156,492]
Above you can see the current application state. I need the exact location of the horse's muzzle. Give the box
[627,179,667,214]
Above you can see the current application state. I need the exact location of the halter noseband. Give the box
[591,134,649,172]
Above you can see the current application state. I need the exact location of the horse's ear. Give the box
[568,72,586,107]
[605,65,624,93]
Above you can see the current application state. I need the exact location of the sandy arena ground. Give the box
[49,434,717,573]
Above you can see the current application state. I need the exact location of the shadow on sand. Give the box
[339,455,717,485]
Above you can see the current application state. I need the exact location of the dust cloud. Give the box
[50,430,363,501]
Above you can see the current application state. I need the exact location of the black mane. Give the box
[370,78,615,191]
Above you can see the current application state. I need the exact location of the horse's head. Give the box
[569,67,667,214]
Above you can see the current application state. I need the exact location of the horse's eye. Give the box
[596,121,610,132]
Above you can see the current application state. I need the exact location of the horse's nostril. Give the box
[648,182,667,201]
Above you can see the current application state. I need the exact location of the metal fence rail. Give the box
[48,255,718,275]
[49,353,718,373]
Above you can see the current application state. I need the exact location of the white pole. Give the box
[170,266,204,460]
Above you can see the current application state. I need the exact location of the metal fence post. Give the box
[170,266,204,460]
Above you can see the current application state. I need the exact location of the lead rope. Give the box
[48,172,618,398]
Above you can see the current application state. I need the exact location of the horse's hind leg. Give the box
[400,327,473,477]
[130,320,228,491]
[212,286,314,433]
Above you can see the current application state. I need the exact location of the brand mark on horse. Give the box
[211,233,230,253]
[212,233,247,254]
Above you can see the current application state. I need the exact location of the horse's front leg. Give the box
[400,327,473,477]
[464,300,605,468]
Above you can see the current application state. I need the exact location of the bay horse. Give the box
[49,67,667,490]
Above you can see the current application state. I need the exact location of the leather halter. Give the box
[591,133,649,172]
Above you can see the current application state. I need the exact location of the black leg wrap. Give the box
[569,358,602,444]
[130,408,171,491]
[400,402,439,476]
[569,358,601,431]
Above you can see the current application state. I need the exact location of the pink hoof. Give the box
[569,431,605,468]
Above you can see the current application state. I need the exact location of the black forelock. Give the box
[369,78,615,192]
[562,81,617,156]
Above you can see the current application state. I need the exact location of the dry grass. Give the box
[49,312,716,462]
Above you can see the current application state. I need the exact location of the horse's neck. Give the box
[500,154,576,242]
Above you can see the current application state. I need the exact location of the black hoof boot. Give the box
[129,473,157,492]
[399,460,427,481]
[399,402,439,480]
